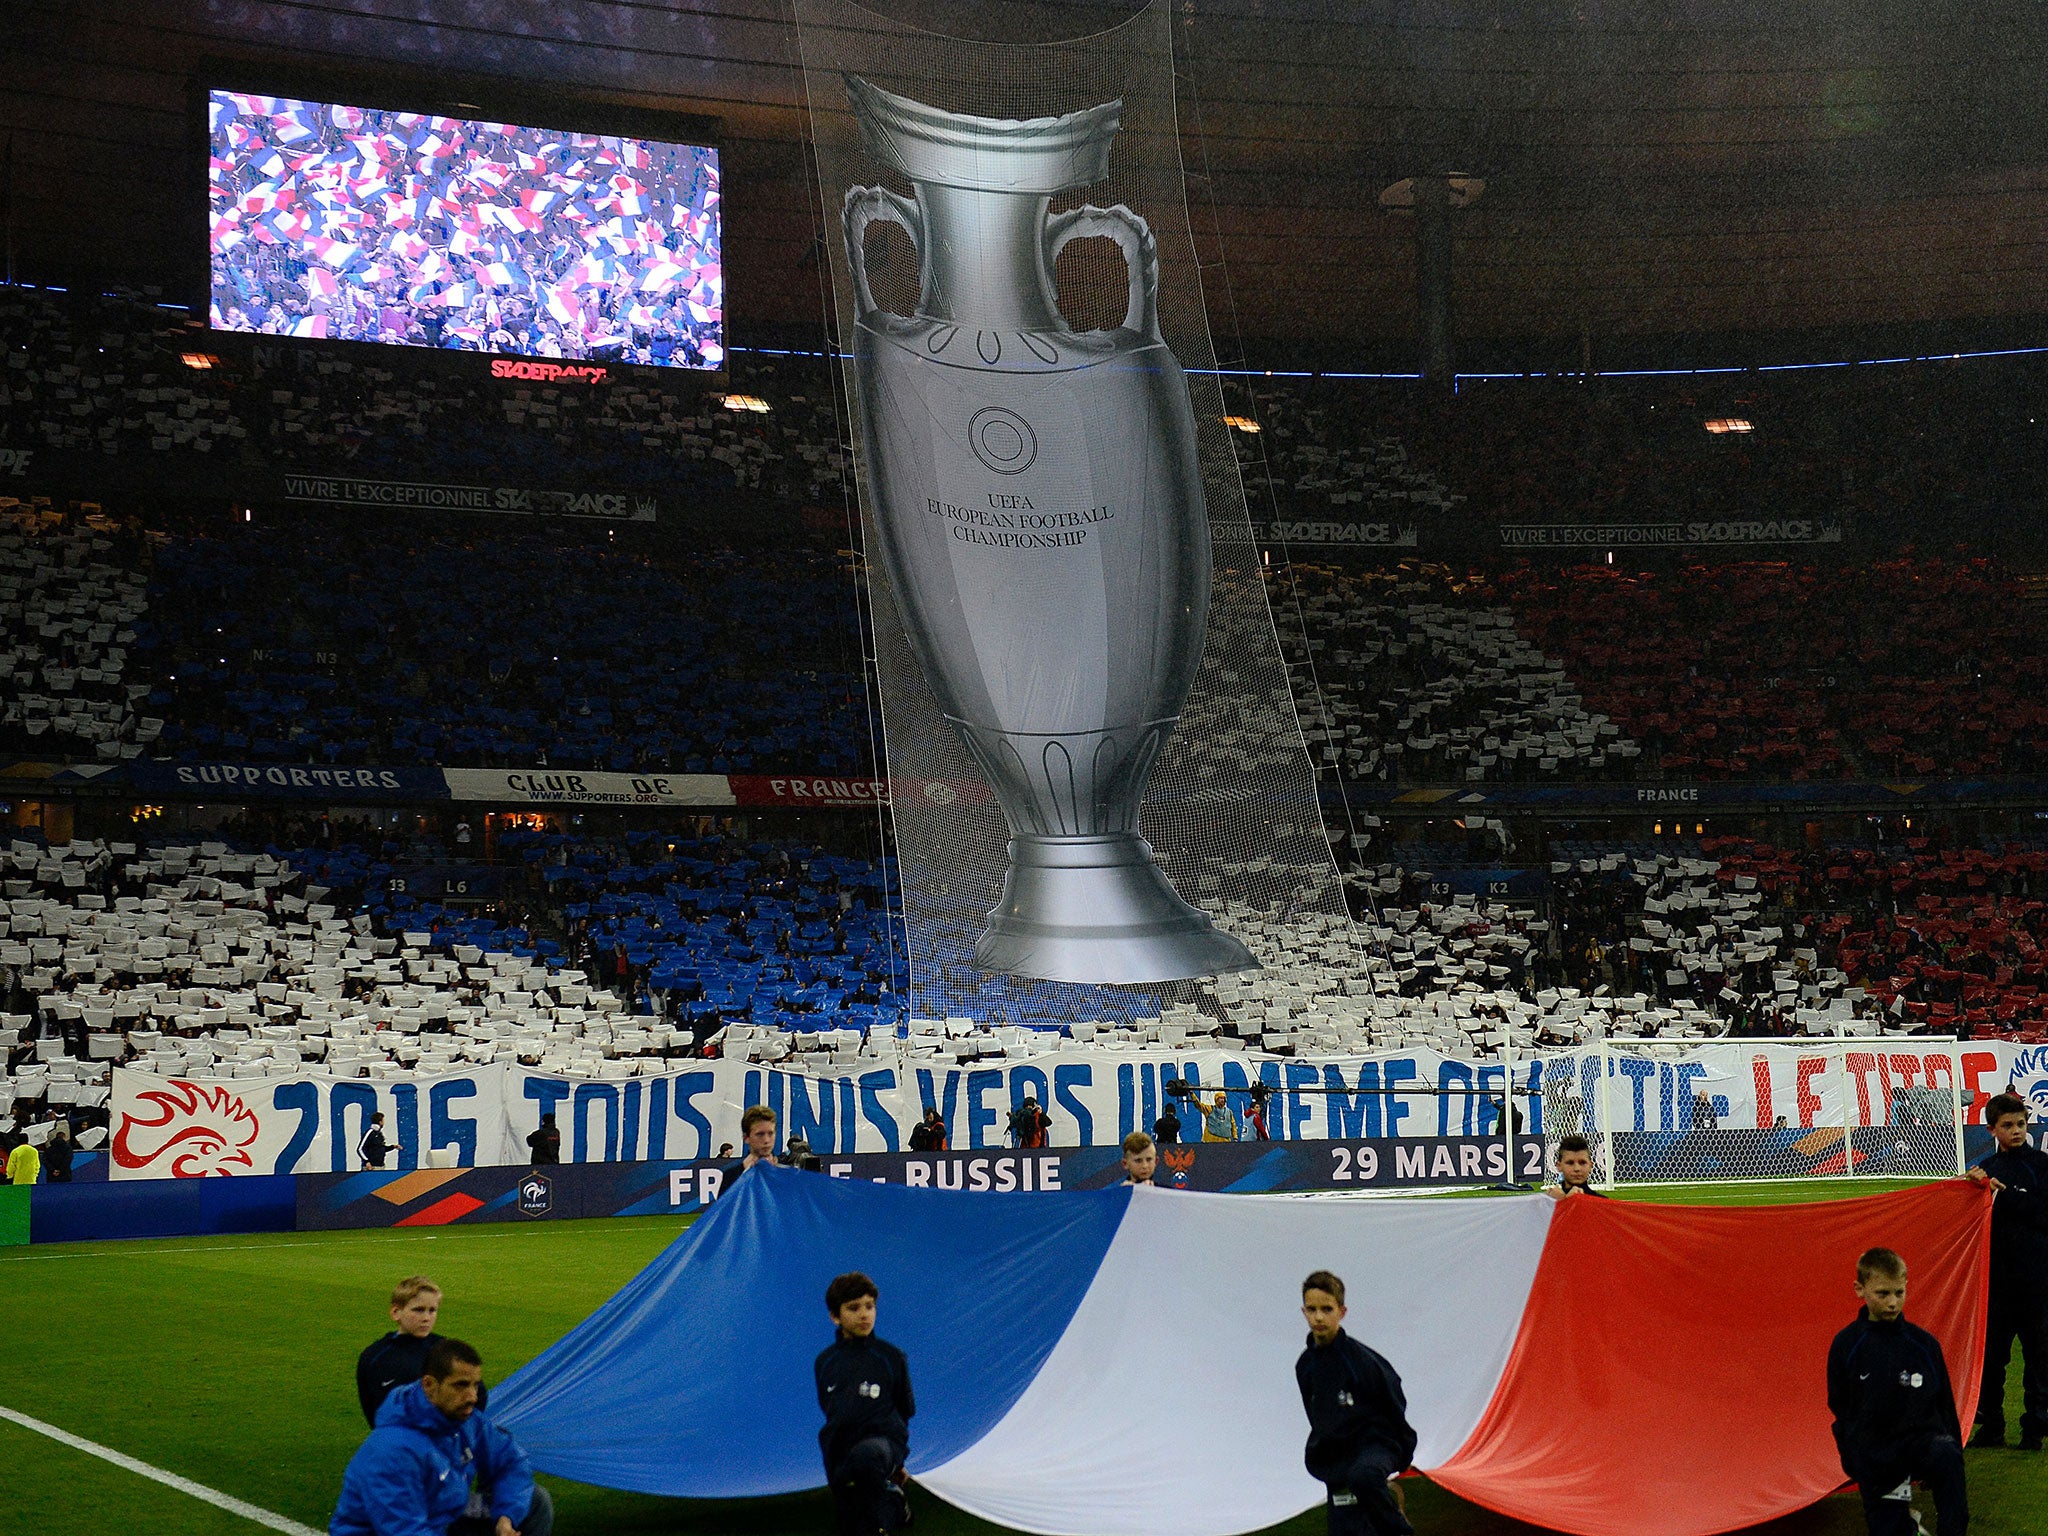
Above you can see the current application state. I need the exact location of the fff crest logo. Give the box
[2009,1048,2048,1122]
[517,1170,554,1217]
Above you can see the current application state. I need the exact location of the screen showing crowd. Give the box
[207,90,723,369]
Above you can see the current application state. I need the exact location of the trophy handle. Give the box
[844,186,924,319]
[1044,203,1158,341]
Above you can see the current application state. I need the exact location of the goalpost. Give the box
[1532,1036,1970,1191]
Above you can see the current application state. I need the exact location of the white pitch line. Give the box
[0,1404,325,1536]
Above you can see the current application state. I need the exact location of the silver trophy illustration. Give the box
[842,76,1256,985]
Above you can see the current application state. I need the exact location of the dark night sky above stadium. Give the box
[6,0,2048,353]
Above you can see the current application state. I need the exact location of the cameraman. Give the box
[1008,1095,1051,1149]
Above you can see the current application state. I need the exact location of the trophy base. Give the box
[975,834,1260,985]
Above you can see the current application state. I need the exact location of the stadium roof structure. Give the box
[9,0,2048,352]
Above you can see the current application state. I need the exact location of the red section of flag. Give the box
[394,1192,487,1227]
[1429,1182,1991,1536]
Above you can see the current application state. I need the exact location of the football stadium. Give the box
[3,4,2048,1536]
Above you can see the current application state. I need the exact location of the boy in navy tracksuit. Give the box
[356,1275,491,1428]
[1826,1247,1968,1536]
[1548,1134,1608,1199]
[1966,1091,2048,1449]
[815,1271,915,1536]
[1296,1270,1417,1536]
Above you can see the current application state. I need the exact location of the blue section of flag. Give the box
[491,1164,1129,1496]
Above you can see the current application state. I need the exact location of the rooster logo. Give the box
[112,1080,263,1177]
[2010,1047,2048,1121]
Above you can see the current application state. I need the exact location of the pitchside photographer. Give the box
[1007,1095,1051,1149]
[783,1136,825,1173]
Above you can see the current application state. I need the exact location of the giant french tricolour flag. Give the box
[491,1169,1989,1536]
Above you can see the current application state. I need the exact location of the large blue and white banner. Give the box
[109,1040,2048,1179]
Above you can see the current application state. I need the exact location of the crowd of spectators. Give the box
[0,506,157,761]
[0,819,1235,1153]
[12,287,2048,789]
[0,824,600,1154]
[1,286,846,503]
[138,512,869,774]
[20,808,2046,1178]
[1232,387,1463,522]
[6,500,2046,789]
[249,351,844,501]
[11,284,2048,536]
[1695,833,2048,1038]
[504,827,905,1049]
[1274,555,2048,783]
[1,289,243,458]
[1343,831,2048,1048]
[1275,561,1638,784]
[1237,362,2046,539]
[1500,558,2048,780]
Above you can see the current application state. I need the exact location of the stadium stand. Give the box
[1396,830,2048,1046]
[8,491,2008,787]
[1501,558,2048,780]
[5,292,2047,1144]
[0,827,694,1139]
[0,290,242,457]
[11,286,2045,539]
[1276,561,1641,783]
[1274,555,2048,783]
[254,352,846,503]
[1238,363,2046,539]
[1689,834,2048,1039]
[0,507,156,761]
[1232,385,1465,519]
[1,287,849,502]
[495,827,906,1055]
[140,516,870,773]
[10,814,1996,1146]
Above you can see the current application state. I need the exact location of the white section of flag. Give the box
[918,1188,1554,1536]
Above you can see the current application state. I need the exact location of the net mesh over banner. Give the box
[794,0,1353,1026]
[1534,1038,1967,1187]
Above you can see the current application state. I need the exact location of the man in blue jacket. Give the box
[331,1338,553,1536]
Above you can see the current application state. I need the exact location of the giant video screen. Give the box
[207,90,723,368]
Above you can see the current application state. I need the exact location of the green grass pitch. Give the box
[0,1180,2039,1536]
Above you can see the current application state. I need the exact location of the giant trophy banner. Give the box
[108,1039,2048,1178]
[793,0,1353,1017]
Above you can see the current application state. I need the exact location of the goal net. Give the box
[1532,1037,1967,1189]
